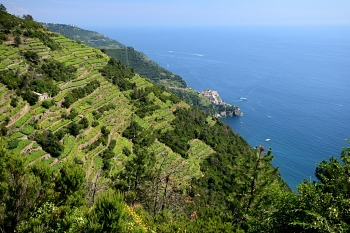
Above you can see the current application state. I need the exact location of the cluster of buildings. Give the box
[200,89,224,105]
[200,89,243,117]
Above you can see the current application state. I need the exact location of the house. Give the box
[32,91,50,101]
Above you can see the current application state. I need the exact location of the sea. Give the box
[95,25,350,190]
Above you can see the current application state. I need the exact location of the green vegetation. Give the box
[43,23,239,116]
[0,8,349,232]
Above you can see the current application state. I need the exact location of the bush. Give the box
[22,124,35,135]
[10,97,18,107]
[68,122,80,136]
[91,121,99,127]
[0,126,8,136]
[7,139,19,149]
[14,36,21,47]
[23,51,39,64]
[41,100,54,109]
[35,130,63,157]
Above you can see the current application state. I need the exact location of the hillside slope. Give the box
[42,23,125,49]
[43,23,240,116]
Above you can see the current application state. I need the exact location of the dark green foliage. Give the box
[0,143,49,232]
[123,120,142,139]
[114,147,155,206]
[265,143,350,232]
[0,63,60,105]
[0,32,8,42]
[14,35,21,47]
[34,130,63,157]
[30,78,59,96]
[101,125,110,136]
[62,108,78,120]
[79,117,89,129]
[7,139,19,149]
[100,58,135,91]
[0,4,7,12]
[0,126,8,136]
[0,70,20,90]
[129,85,181,118]
[41,99,55,109]
[10,96,18,107]
[85,189,125,232]
[14,27,23,36]
[14,161,86,232]
[22,14,33,21]
[123,147,131,157]
[41,59,77,82]
[22,89,39,105]
[62,80,100,108]
[55,162,85,206]
[55,128,68,140]
[0,141,86,233]
[97,103,115,113]
[23,51,39,64]
[91,120,99,127]
[101,140,116,171]
[149,209,235,233]
[123,120,156,147]
[67,122,80,136]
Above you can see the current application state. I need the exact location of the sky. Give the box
[2,0,350,28]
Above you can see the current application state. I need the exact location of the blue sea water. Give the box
[96,25,350,190]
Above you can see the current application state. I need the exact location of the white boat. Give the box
[265,138,270,142]
[240,97,247,101]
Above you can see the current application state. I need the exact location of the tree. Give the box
[226,146,281,229]
[0,4,7,12]
[0,140,57,232]
[86,189,125,232]
[68,122,80,136]
[114,147,155,206]
[55,162,86,206]
[14,36,21,47]
[22,14,33,21]
[267,142,350,232]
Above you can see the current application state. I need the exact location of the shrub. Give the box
[22,124,35,135]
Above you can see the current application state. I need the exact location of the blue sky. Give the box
[2,0,350,28]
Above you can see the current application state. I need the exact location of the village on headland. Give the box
[200,89,243,117]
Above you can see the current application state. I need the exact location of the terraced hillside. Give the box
[1,25,210,183]
[0,10,249,208]
[43,23,241,116]
[0,11,290,232]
